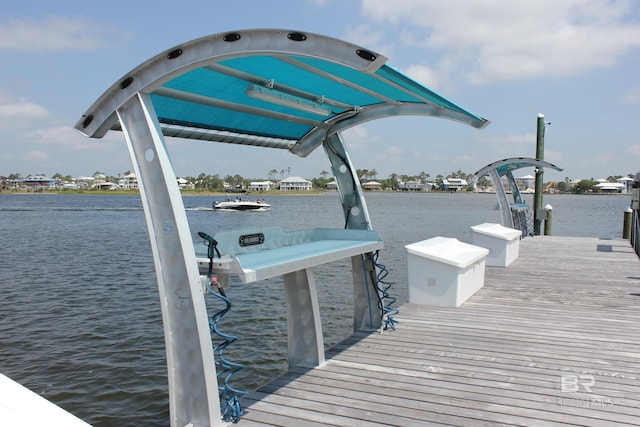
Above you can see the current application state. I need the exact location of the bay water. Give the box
[0,192,630,425]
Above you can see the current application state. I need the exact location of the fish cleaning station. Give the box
[74,28,488,426]
[473,157,563,237]
[71,29,639,426]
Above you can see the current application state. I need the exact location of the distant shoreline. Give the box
[0,189,331,196]
[1,189,630,197]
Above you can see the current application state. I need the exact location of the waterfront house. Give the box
[595,181,626,193]
[21,174,54,190]
[362,181,383,191]
[516,174,535,190]
[617,176,634,193]
[442,178,468,192]
[117,172,138,190]
[279,176,312,191]
[92,181,119,190]
[398,180,423,191]
[248,181,271,191]
[176,177,193,190]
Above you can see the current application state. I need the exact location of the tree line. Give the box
[2,170,634,194]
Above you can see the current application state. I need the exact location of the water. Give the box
[0,192,630,425]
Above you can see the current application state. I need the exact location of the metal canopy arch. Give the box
[74,29,489,427]
[75,29,488,148]
[474,157,563,233]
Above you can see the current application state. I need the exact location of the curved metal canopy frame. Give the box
[74,29,489,427]
[474,157,563,231]
[474,157,562,179]
[75,29,488,149]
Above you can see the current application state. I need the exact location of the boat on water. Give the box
[212,199,270,211]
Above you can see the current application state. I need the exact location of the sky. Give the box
[1,0,640,183]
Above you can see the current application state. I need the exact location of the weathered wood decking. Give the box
[237,236,640,426]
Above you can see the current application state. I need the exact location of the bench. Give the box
[195,226,383,284]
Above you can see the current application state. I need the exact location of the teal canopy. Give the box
[474,157,563,178]
[75,29,488,156]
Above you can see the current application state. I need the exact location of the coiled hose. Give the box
[207,277,246,423]
[372,250,399,331]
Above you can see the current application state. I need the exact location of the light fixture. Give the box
[246,85,331,116]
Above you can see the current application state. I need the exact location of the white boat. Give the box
[212,199,270,211]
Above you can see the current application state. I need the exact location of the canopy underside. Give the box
[75,29,489,157]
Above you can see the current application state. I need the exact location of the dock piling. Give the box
[533,113,546,235]
[543,204,553,236]
[623,206,633,240]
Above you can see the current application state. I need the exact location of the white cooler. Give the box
[405,237,489,307]
[470,223,522,267]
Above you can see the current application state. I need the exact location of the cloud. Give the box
[0,15,127,52]
[477,132,536,145]
[343,24,395,59]
[361,0,640,84]
[26,126,84,146]
[402,64,441,91]
[25,125,120,152]
[342,125,374,149]
[386,145,406,155]
[0,151,15,161]
[22,150,49,161]
[624,86,640,104]
[537,148,565,166]
[0,91,50,129]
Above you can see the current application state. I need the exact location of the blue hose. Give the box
[207,278,246,423]
[372,251,399,331]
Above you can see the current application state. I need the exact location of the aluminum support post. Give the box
[322,133,382,332]
[489,169,514,229]
[117,93,222,427]
[322,133,372,230]
[283,268,325,369]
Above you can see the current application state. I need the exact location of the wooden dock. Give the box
[237,236,640,426]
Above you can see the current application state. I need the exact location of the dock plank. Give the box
[238,237,640,426]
